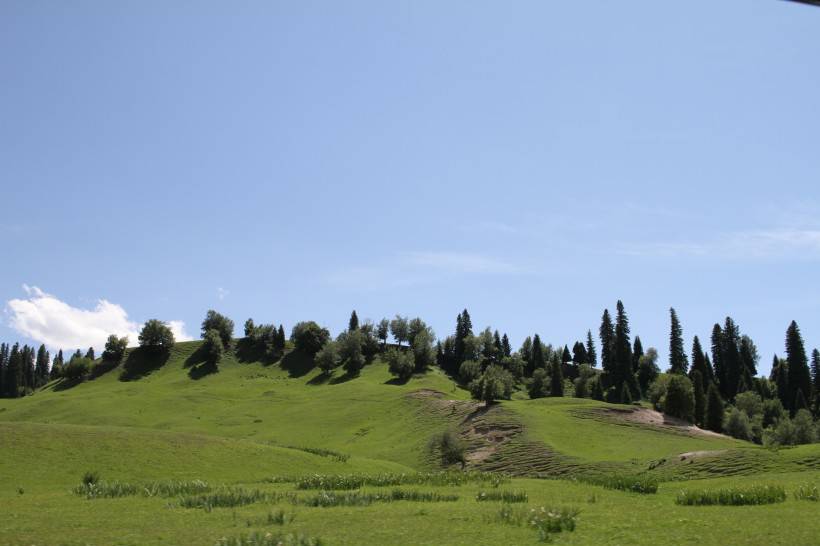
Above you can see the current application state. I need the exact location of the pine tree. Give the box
[501,334,511,358]
[50,349,64,379]
[705,382,724,433]
[690,336,708,385]
[599,310,614,374]
[692,369,706,427]
[348,310,359,332]
[585,330,597,367]
[277,325,286,350]
[85,347,95,361]
[632,336,644,373]
[572,341,587,365]
[771,355,790,409]
[550,353,564,397]
[0,343,6,396]
[493,330,503,357]
[710,323,725,393]
[35,344,49,386]
[22,345,35,389]
[786,321,812,415]
[613,301,637,401]
[739,335,758,378]
[6,343,21,398]
[530,334,545,376]
[811,349,820,415]
[453,310,473,365]
[721,318,742,400]
[668,308,688,374]
[561,345,571,364]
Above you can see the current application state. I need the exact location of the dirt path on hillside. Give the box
[599,406,730,439]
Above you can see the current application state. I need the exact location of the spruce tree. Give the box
[585,330,597,367]
[771,355,790,409]
[35,345,49,386]
[786,321,812,415]
[668,308,688,374]
[599,309,614,374]
[493,330,503,356]
[348,310,359,332]
[572,341,587,365]
[520,336,533,367]
[692,369,706,427]
[739,335,758,378]
[453,310,473,365]
[85,347,95,361]
[277,325,286,350]
[721,318,742,400]
[632,336,644,373]
[613,301,637,401]
[530,334,545,376]
[811,349,820,415]
[6,343,21,398]
[0,343,7,396]
[561,345,571,364]
[710,323,724,393]
[550,353,564,397]
[23,345,35,389]
[705,383,724,433]
[501,334,512,358]
[689,336,710,385]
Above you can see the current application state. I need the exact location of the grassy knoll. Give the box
[2,340,820,544]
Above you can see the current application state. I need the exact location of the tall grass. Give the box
[475,490,528,503]
[675,485,786,506]
[179,488,295,510]
[214,532,324,546]
[493,504,580,542]
[73,479,211,499]
[291,472,508,490]
[301,489,459,507]
[793,484,819,502]
[284,445,349,463]
[580,473,658,494]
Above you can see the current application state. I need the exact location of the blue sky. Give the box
[1,1,818,375]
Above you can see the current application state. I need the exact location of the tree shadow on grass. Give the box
[384,376,410,386]
[89,359,119,380]
[119,347,170,381]
[307,371,332,385]
[52,377,84,392]
[183,344,219,380]
[329,370,359,385]
[280,349,316,378]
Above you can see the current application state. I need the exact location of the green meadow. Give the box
[2,340,819,545]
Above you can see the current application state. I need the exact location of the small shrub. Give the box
[301,489,458,507]
[493,504,580,542]
[437,430,466,467]
[385,348,414,381]
[724,408,753,441]
[285,446,349,463]
[292,471,506,490]
[793,484,819,501]
[178,488,278,510]
[675,485,786,506]
[82,471,100,487]
[475,490,528,503]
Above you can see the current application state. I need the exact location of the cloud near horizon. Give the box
[617,229,820,259]
[5,285,192,351]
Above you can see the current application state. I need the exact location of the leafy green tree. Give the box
[691,370,706,427]
[663,374,694,422]
[585,330,597,367]
[244,318,256,338]
[762,398,785,428]
[459,360,481,384]
[637,348,660,395]
[389,315,409,347]
[62,357,91,381]
[411,328,436,373]
[574,364,595,398]
[102,335,128,363]
[550,353,564,397]
[139,320,176,352]
[786,321,812,415]
[735,391,763,420]
[385,348,414,381]
[201,310,234,350]
[705,383,724,433]
[377,319,389,349]
[291,321,330,356]
[528,368,548,399]
[316,341,340,375]
[724,408,753,441]
[469,364,514,403]
[668,308,688,375]
[348,310,359,331]
[501,354,525,379]
[202,329,225,364]
[599,309,614,374]
[337,329,366,375]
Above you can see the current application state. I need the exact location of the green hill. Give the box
[1,340,819,545]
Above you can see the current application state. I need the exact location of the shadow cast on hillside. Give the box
[52,377,84,392]
[119,347,170,381]
[188,361,218,380]
[384,376,410,386]
[307,372,332,385]
[329,370,359,385]
[89,359,119,380]
[280,349,315,378]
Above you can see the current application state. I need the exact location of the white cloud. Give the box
[402,251,522,274]
[5,285,192,351]
[618,229,820,259]
[217,287,229,301]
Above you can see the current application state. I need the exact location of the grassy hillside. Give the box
[2,340,819,545]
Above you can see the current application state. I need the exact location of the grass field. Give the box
[2,340,819,545]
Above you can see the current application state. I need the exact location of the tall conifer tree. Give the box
[668,308,688,374]
[785,321,811,414]
[599,310,614,374]
[585,330,597,367]
[632,336,644,373]
[348,310,359,331]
